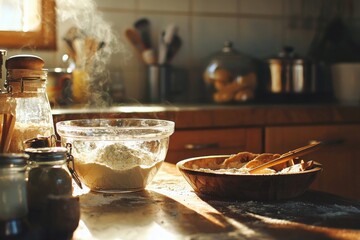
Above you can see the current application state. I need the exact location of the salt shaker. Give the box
[5,55,55,153]
[0,153,29,237]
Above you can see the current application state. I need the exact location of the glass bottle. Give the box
[5,55,54,153]
[25,147,73,214]
[0,153,29,237]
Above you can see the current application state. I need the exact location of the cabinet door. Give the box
[265,124,360,200]
[166,127,262,164]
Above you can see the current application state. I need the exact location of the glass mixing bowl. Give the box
[56,118,175,193]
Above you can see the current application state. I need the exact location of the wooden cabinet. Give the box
[166,127,262,164]
[265,124,360,200]
[52,104,360,199]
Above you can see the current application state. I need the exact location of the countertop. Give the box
[72,163,360,240]
[52,103,360,129]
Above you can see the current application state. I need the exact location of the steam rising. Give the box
[56,0,124,106]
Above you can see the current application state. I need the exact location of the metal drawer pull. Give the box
[184,143,219,150]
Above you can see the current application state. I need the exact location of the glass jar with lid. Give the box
[203,41,258,103]
[25,147,73,213]
[5,55,54,153]
[0,153,29,237]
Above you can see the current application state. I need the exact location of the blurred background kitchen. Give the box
[1,0,360,106]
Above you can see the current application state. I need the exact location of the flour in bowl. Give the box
[74,142,163,192]
[95,143,154,169]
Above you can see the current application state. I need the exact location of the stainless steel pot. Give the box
[267,46,315,94]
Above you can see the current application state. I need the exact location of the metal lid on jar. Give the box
[25,147,68,162]
[0,153,28,167]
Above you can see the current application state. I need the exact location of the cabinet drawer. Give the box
[265,124,360,200]
[166,127,262,164]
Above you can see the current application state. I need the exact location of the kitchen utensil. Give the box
[125,28,146,59]
[176,155,322,200]
[249,141,322,174]
[159,24,178,65]
[166,35,182,63]
[134,18,152,49]
[63,27,86,63]
[56,118,175,193]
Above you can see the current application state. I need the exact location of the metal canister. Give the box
[267,46,316,94]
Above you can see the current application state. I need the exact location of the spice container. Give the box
[203,41,258,103]
[26,147,73,213]
[5,55,54,153]
[0,153,29,237]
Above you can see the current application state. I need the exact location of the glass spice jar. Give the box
[5,55,55,153]
[0,153,29,237]
[25,147,73,213]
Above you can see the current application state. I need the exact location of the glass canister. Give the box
[203,41,258,103]
[25,147,73,213]
[0,153,29,237]
[5,55,55,153]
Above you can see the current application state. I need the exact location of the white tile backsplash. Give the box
[94,0,136,9]
[239,0,283,15]
[283,23,317,56]
[192,16,238,65]
[284,0,320,17]
[237,18,283,59]
[138,0,190,12]
[192,0,238,14]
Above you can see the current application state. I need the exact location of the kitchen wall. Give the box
[7,0,360,103]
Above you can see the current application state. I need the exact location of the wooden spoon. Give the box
[249,140,339,174]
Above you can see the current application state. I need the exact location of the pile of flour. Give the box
[75,143,162,192]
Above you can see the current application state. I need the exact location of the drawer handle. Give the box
[184,143,219,150]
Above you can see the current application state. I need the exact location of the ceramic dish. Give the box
[176,155,322,201]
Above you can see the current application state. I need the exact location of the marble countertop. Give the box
[72,163,360,240]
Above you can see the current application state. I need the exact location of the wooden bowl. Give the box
[176,155,322,201]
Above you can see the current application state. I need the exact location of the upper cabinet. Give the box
[0,0,56,50]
